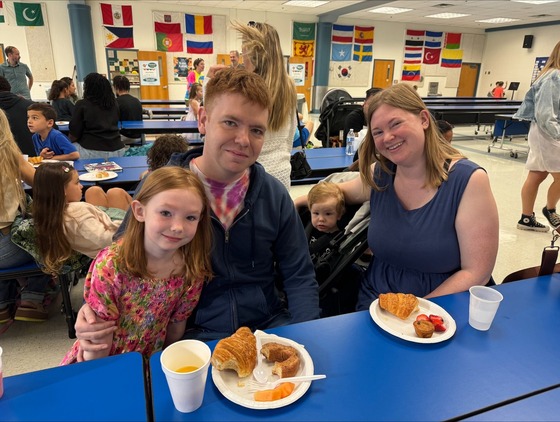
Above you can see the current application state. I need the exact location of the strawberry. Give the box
[416,314,430,322]
[429,314,444,325]
[434,322,447,332]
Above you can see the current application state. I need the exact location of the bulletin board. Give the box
[531,57,548,85]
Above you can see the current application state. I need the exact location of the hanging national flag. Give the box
[423,48,441,65]
[186,40,213,54]
[104,26,134,48]
[0,2,5,24]
[101,3,133,27]
[402,64,421,81]
[353,44,372,62]
[354,26,373,44]
[441,49,463,68]
[185,14,212,34]
[293,22,315,57]
[332,24,353,43]
[332,43,352,61]
[154,11,184,52]
[445,33,462,49]
[156,33,183,52]
[185,13,213,54]
[405,29,424,47]
[404,48,422,64]
[14,2,44,26]
[293,40,314,57]
[424,31,443,49]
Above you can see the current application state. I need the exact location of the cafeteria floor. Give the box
[0,120,551,377]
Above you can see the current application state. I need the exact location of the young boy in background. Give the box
[28,103,79,161]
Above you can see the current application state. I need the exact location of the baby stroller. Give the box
[314,88,365,148]
[301,173,370,317]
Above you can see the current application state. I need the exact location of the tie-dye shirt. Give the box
[190,159,250,229]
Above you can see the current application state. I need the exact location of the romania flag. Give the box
[185,14,212,34]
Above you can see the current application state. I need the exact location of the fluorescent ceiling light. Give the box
[511,0,557,4]
[476,17,521,23]
[283,1,329,7]
[425,13,471,19]
[368,7,413,14]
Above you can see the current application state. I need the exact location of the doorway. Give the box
[457,63,480,97]
[138,51,169,101]
[372,59,394,89]
[289,56,313,108]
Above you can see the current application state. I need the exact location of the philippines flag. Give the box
[101,3,133,27]
[103,26,134,48]
[185,14,212,34]
[332,24,353,43]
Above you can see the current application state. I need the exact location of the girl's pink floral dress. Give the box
[61,243,203,364]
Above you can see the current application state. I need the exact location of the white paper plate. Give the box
[79,171,118,182]
[55,121,69,125]
[211,333,314,409]
[369,297,456,344]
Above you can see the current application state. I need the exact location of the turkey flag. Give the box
[423,48,441,65]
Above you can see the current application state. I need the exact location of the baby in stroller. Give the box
[300,173,370,317]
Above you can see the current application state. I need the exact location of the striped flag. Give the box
[101,3,133,26]
[353,44,372,62]
[153,11,183,52]
[445,33,462,49]
[405,29,424,47]
[354,26,373,44]
[104,26,134,48]
[424,31,443,49]
[404,47,422,64]
[332,24,353,43]
[402,64,421,81]
[0,2,5,24]
[185,14,212,34]
[441,49,463,68]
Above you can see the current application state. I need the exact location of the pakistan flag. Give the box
[15,2,44,26]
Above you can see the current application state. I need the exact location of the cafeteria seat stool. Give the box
[0,262,78,338]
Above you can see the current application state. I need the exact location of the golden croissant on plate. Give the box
[378,292,419,320]
[210,327,256,377]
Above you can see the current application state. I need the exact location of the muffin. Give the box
[413,320,435,338]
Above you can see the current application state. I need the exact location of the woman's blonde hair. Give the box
[0,109,26,221]
[358,83,464,190]
[538,40,560,79]
[232,21,296,131]
[117,167,213,283]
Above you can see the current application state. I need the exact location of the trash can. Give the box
[297,94,309,120]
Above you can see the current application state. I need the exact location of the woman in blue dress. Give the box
[297,84,499,309]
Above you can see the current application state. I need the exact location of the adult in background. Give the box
[343,87,382,143]
[491,81,505,98]
[515,41,560,232]
[74,68,319,348]
[295,84,499,308]
[0,76,34,156]
[69,72,125,160]
[229,50,244,69]
[0,46,33,100]
[113,75,143,145]
[187,58,205,89]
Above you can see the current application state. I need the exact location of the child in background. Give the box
[436,120,454,143]
[182,83,203,142]
[293,112,314,148]
[27,103,79,161]
[48,79,75,121]
[61,167,213,363]
[60,76,79,104]
[307,182,345,263]
[140,134,189,179]
[33,163,132,270]
[491,81,505,98]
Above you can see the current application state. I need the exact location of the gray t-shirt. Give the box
[0,62,32,99]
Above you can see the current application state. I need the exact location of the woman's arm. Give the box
[19,154,35,186]
[75,303,117,362]
[425,169,499,298]
[164,320,187,348]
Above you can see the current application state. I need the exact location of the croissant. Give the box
[210,327,256,377]
[378,293,419,320]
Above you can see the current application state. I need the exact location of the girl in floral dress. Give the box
[61,167,213,364]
